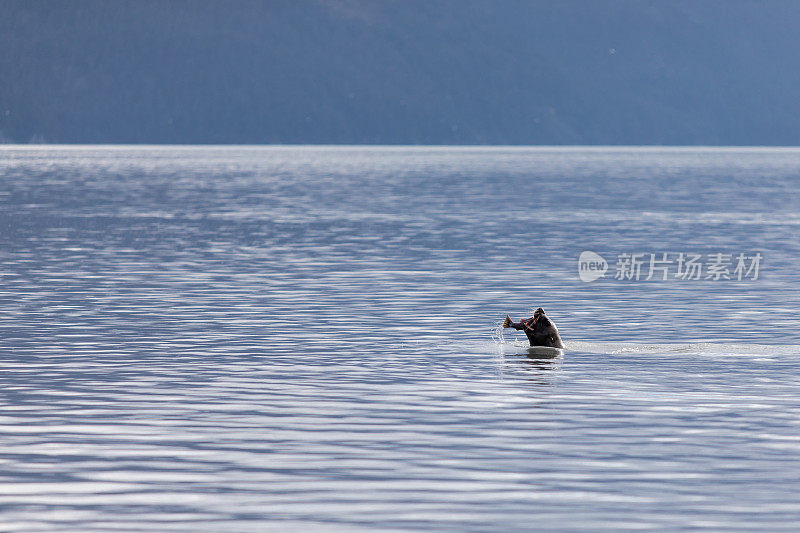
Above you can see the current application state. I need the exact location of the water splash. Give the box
[491,322,506,345]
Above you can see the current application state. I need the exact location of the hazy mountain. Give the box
[2,0,800,144]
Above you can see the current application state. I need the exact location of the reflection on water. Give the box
[1,146,800,530]
[502,351,561,386]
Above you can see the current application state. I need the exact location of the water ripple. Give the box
[1,146,800,530]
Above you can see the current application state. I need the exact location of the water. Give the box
[1,146,800,531]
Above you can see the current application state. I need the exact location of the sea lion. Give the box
[503,307,565,348]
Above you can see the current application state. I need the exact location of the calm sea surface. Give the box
[1,146,800,531]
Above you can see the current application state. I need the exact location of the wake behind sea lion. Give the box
[503,307,565,348]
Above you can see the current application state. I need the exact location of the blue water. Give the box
[1,146,800,531]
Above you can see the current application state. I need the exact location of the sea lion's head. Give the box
[532,308,554,330]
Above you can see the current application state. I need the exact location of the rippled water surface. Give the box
[2,146,800,531]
